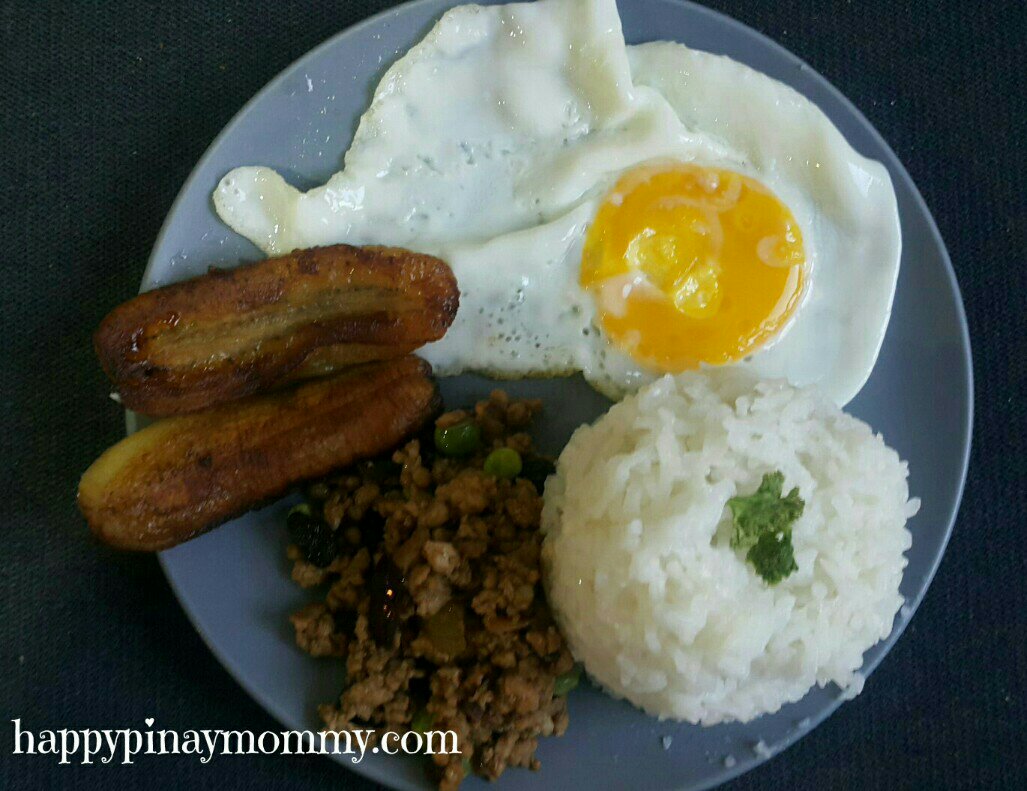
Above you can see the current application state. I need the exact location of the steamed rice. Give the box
[541,370,917,724]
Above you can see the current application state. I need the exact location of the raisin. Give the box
[415,425,437,468]
[519,456,556,493]
[407,670,431,704]
[358,509,386,549]
[287,508,338,568]
[332,609,357,636]
[368,556,412,646]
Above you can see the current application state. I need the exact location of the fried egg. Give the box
[213,0,900,405]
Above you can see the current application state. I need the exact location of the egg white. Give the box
[213,0,901,405]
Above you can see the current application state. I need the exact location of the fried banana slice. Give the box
[94,244,457,416]
[78,357,440,551]
[281,342,420,384]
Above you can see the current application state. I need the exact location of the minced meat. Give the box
[287,391,574,789]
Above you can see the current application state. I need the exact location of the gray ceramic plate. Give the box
[148,1,973,788]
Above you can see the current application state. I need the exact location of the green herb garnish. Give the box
[727,472,803,585]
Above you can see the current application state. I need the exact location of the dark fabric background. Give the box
[1,0,1024,789]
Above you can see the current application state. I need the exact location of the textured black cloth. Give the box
[1,1,1024,789]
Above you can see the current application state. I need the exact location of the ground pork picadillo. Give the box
[287,391,576,789]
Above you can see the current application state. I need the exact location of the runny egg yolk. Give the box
[580,163,806,370]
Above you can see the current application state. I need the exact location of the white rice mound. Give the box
[541,370,918,725]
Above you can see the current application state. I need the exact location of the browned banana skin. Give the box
[78,357,441,551]
[94,245,458,416]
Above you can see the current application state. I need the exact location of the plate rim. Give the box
[148,0,974,788]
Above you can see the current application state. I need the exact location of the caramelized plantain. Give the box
[78,357,440,551]
[94,244,458,416]
[281,341,419,384]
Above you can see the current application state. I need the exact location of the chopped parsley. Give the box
[727,472,803,585]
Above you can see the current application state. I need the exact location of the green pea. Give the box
[287,502,313,520]
[434,421,481,457]
[483,447,522,479]
[553,666,581,696]
[411,708,434,734]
